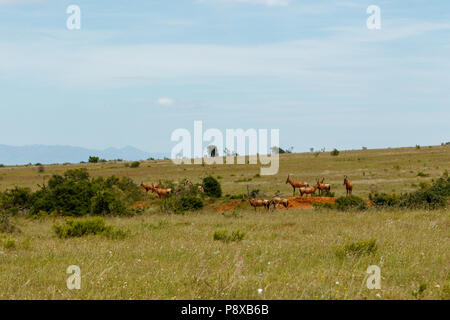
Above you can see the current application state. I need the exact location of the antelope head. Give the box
[285,174,290,184]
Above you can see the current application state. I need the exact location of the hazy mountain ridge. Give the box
[0,144,167,165]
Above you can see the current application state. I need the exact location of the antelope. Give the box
[140,182,155,193]
[152,187,172,199]
[184,180,204,193]
[285,174,309,196]
[299,183,318,197]
[317,177,331,196]
[269,196,289,210]
[184,179,192,187]
[247,186,269,211]
[343,175,353,195]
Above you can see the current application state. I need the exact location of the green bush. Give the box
[330,149,340,156]
[130,161,140,168]
[91,189,130,216]
[3,237,16,249]
[88,156,99,163]
[53,217,125,239]
[0,186,33,212]
[178,195,204,211]
[203,176,222,198]
[213,229,245,242]
[369,174,449,210]
[159,195,204,214]
[335,195,368,211]
[29,169,142,216]
[0,214,21,233]
[335,239,377,258]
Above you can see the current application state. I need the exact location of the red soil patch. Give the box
[216,200,244,212]
[217,197,338,211]
[285,196,336,209]
[130,201,151,209]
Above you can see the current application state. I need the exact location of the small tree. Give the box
[130,161,140,168]
[88,156,99,163]
[202,176,222,198]
[330,149,340,156]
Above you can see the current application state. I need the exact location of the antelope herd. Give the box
[140,175,354,211]
[140,181,172,199]
[246,175,353,211]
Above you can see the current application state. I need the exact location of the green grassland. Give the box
[0,145,449,299]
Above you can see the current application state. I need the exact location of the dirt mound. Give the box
[285,196,336,209]
[217,197,337,211]
[216,200,244,212]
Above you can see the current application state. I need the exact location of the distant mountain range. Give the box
[0,145,168,165]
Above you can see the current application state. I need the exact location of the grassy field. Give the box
[0,145,449,299]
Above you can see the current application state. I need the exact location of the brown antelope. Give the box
[247,186,269,211]
[317,177,331,196]
[269,196,289,210]
[184,180,204,193]
[285,174,309,196]
[152,187,172,199]
[140,182,154,193]
[343,175,353,195]
[299,184,318,197]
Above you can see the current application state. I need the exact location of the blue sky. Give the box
[0,0,449,154]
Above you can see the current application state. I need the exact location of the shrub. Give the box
[335,195,368,211]
[335,239,377,258]
[30,169,142,216]
[130,161,140,168]
[330,149,340,156]
[369,193,402,207]
[213,229,245,242]
[53,217,125,239]
[37,165,45,173]
[230,230,246,242]
[88,156,100,163]
[0,214,21,233]
[159,195,204,214]
[91,189,130,216]
[3,237,16,249]
[178,195,204,211]
[417,171,429,177]
[203,176,222,198]
[0,186,33,212]
[412,283,427,299]
[369,174,449,210]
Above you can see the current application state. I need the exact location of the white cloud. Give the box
[0,20,449,90]
[157,97,175,106]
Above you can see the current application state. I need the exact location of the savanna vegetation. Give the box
[0,145,449,299]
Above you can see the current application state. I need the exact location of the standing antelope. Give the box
[247,186,270,211]
[184,180,204,193]
[299,183,318,197]
[152,187,172,199]
[285,174,309,196]
[343,175,353,195]
[317,177,331,196]
[140,182,154,193]
[269,196,289,210]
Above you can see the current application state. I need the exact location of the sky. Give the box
[0,0,449,154]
